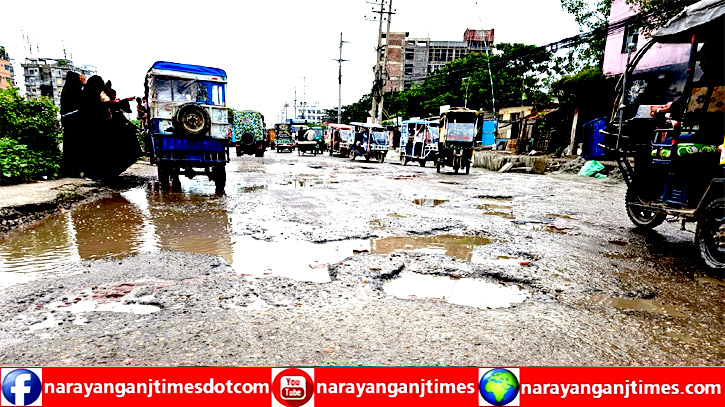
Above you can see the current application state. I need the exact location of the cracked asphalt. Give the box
[0,151,723,366]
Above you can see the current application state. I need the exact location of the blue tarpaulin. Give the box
[150,61,227,79]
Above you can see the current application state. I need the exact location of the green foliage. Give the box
[0,137,59,184]
[385,43,552,119]
[559,0,612,68]
[0,46,7,60]
[0,87,61,184]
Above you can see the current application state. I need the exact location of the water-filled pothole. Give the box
[370,235,493,262]
[586,295,689,317]
[384,272,528,309]
[412,199,448,207]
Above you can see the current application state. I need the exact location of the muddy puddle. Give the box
[370,235,493,262]
[477,203,514,219]
[586,295,689,318]
[384,271,529,309]
[412,199,448,207]
[1,186,506,287]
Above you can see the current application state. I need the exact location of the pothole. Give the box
[370,235,493,262]
[586,295,689,317]
[384,271,529,309]
[412,199,448,207]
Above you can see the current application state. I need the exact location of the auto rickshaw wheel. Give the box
[158,165,170,192]
[349,150,356,160]
[171,176,181,193]
[213,165,226,194]
[696,198,725,271]
[419,159,426,167]
[400,155,407,166]
[625,187,666,229]
[378,154,385,163]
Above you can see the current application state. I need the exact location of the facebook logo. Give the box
[1,369,42,406]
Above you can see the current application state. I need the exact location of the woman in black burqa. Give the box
[80,75,140,180]
[60,71,85,177]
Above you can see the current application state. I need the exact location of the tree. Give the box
[559,0,612,68]
[0,87,62,184]
[384,43,552,119]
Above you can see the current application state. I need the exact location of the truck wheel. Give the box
[158,166,170,192]
[625,187,665,229]
[213,166,226,194]
[696,198,725,271]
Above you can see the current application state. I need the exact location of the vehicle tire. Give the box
[625,187,666,229]
[695,198,725,271]
[235,146,242,157]
[255,148,264,158]
[465,163,470,174]
[419,159,426,167]
[171,176,181,193]
[298,149,301,156]
[213,165,226,194]
[349,150,356,161]
[436,162,441,173]
[378,154,385,163]
[365,155,371,162]
[241,132,255,146]
[158,165,170,192]
[277,148,281,153]
[400,154,406,166]
[174,103,210,137]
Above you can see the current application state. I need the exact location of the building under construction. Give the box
[383,29,494,92]
[22,58,96,108]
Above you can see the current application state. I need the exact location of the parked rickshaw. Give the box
[274,123,294,153]
[602,1,725,270]
[327,123,354,156]
[145,61,229,194]
[349,122,389,162]
[436,108,478,174]
[400,119,440,166]
[232,110,266,157]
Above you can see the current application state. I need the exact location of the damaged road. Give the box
[0,153,723,366]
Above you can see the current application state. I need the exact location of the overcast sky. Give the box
[1,0,582,122]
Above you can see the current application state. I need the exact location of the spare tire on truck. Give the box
[174,103,210,136]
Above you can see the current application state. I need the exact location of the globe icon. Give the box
[479,368,519,406]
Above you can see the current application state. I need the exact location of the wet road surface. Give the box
[0,151,723,366]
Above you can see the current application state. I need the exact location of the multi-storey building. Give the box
[22,58,97,107]
[382,29,494,92]
[0,46,15,90]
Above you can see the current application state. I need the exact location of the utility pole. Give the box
[294,88,297,120]
[333,32,349,124]
[369,0,385,124]
[463,77,471,108]
[377,0,394,124]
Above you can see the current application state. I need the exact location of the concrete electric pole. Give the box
[333,33,349,124]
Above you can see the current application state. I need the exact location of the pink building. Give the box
[603,0,691,76]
